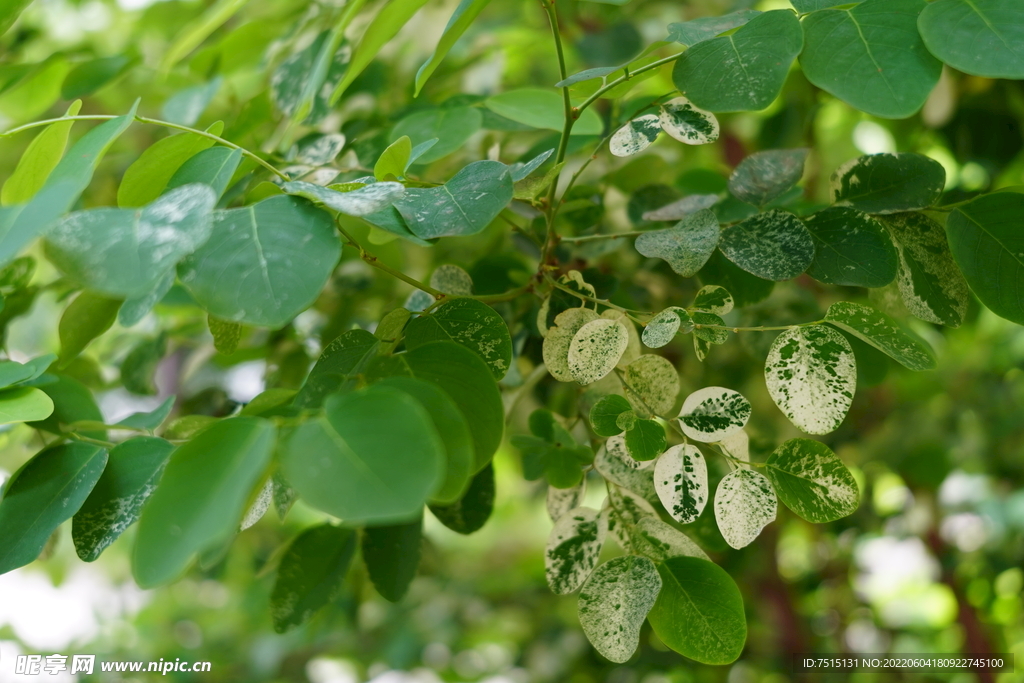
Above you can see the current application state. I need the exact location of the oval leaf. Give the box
[362,516,422,602]
[803,206,898,287]
[918,0,1024,79]
[678,387,751,443]
[546,506,607,595]
[568,318,629,385]
[714,469,776,549]
[577,555,662,663]
[830,153,945,214]
[610,115,661,158]
[657,97,719,145]
[635,208,720,277]
[654,444,708,524]
[718,210,815,281]
[824,301,936,370]
[765,438,860,523]
[728,148,808,207]
[405,297,512,380]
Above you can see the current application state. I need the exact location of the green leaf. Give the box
[61,54,132,99]
[634,209,720,277]
[0,101,138,268]
[374,136,411,180]
[330,0,431,103]
[58,291,122,367]
[294,329,380,409]
[118,271,174,328]
[0,0,32,35]
[284,181,405,217]
[623,418,664,462]
[415,0,492,95]
[801,0,941,118]
[648,556,747,665]
[428,462,494,534]
[945,192,1024,326]
[642,194,719,222]
[208,315,241,355]
[595,435,658,504]
[678,386,751,443]
[590,394,632,437]
[693,285,733,315]
[117,395,175,431]
[715,469,776,549]
[0,386,54,424]
[672,10,803,112]
[803,207,898,287]
[484,89,603,135]
[120,335,166,395]
[282,385,444,524]
[546,507,607,595]
[46,184,216,298]
[631,516,709,562]
[578,555,661,663]
[369,341,504,469]
[698,250,774,307]
[765,438,860,523]
[0,353,54,389]
[133,416,276,588]
[178,195,340,328]
[691,311,729,346]
[882,212,969,327]
[918,0,1024,79]
[824,301,936,370]
[166,146,242,199]
[374,307,411,355]
[160,0,251,72]
[667,10,760,46]
[765,325,856,435]
[375,376,474,505]
[161,78,221,127]
[405,298,512,380]
[29,374,104,439]
[117,125,220,208]
[657,97,719,145]
[610,115,661,158]
[430,264,474,295]
[72,437,175,562]
[719,210,815,281]
[830,153,945,214]
[394,160,512,240]
[728,148,808,207]
[567,318,628,385]
[1,100,81,206]
[642,308,691,349]
[654,443,709,524]
[271,524,356,633]
[623,354,679,416]
[362,516,422,602]
[392,107,482,165]
[792,0,859,10]
[271,30,336,119]
[0,443,108,575]
[509,149,553,182]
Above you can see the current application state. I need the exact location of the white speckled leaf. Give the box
[728,148,808,206]
[282,180,405,216]
[605,485,659,552]
[824,301,935,371]
[595,436,658,504]
[578,555,662,663]
[654,444,708,524]
[658,97,719,145]
[547,478,587,521]
[405,297,512,380]
[635,209,720,277]
[719,429,749,465]
[829,153,945,215]
[568,319,629,385]
[714,469,777,549]
[546,507,607,594]
[642,309,683,349]
[881,212,969,328]
[601,309,641,368]
[240,478,273,531]
[678,387,751,442]
[429,264,474,295]
[543,307,600,382]
[632,516,709,562]
[765,325,856,435]
[610,115,661,157]
[624,355,680,416]
[395,160,513,239]
[642,194,720,222]
[765,438,859,523]
[719,209,815,281]
[693,285,734,315]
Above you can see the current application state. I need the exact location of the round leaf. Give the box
[577,555,662,663]
[803,207,898,287]
[765,438,860,523]
[678,386,751,443]
[405,298,512,380]
[728,148,808,207]
[718,210,815,281]
[654,444,708,524]
[623,355,680,416]
[568,318,629,385]
[714,469,776,549]
[830,153,945,214]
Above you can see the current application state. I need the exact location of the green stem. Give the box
[539,0,574,267]
[66,433,117,449]
[546,274,650,318]
[1,114,289,181]
[575,53,684,117]
[694,321,822,333]
[560,230,647,243]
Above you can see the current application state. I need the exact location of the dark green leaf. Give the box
[918,0,1024,79]
[117,395,175,431]
[624,418,666,462]
[72,437,175,562]
[830,153,945,214]
[634,209,720,277]
[29,374,104,438]
[667,10,760,46]
[824,301,936,370]
[271,524,357,632]
[428,462,494,534]
[121,335,166,395]
[0,353,54,389]
[405,298,512,380]
[294,328,380,409]
[803,207,898,287]
[61,54,132,99]
[391,107,482,164]
[728,149,808,207]
[590,394,632,437]
[362,517,422,602]
[699,251,774,306]
[718,210,815,281]
[765,438,859,523]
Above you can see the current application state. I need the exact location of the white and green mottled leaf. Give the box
[283,180,405,217]
[578,555,662,664]
[543,307,599,382]
[691,311,728,345]
[829,153,945,214]
[634,209,720,277]
[405,297,512,380]
[624,355,680,416]
[429,264,473,295]
[654,444,708,524]
[595,437,659,502]
[824,301,936,370]
[728,148,808,207]
[610,115,661,158]
[631,516,709,562]
[605,485,659,552]
[547,479,586,522]
[714,469,776,549]
[693,285,733,315]
[240,478,273,531]
[545,506,607,594]
[642,308,690,349]
[765,325,856,435]
[657,97,719,145]
[568,318,629,385]
[881,212,969,327]
[719,210,815,281]
[765,438,859,523]
[642,194,720,222]
[718,429,749,465]
[678,387,751,443]
[601,309,641,368]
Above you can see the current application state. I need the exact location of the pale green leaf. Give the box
[546,506,607,595]
[484,88,604,135]
[714,469,776,549]
[577,555,661,663]
[654,444,708,524]
[765,438,860,523]
[1,100,81,206]
[568,318,629,385]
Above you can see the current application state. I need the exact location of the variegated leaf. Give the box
[624,355,680,416]
[654,444,708,524]
[714,469,776,549]
[631,516,709,562]
[543,307,600,382]
[658,97,719,145]
[578,555,662,663]
[568,318,629,385]
[765,438,859,523]
[678,387,751,442]
[547,479,587,522]
[610,114,661,157]
[545,506,607,594]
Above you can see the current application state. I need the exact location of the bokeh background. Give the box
[0,0,1023,681]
